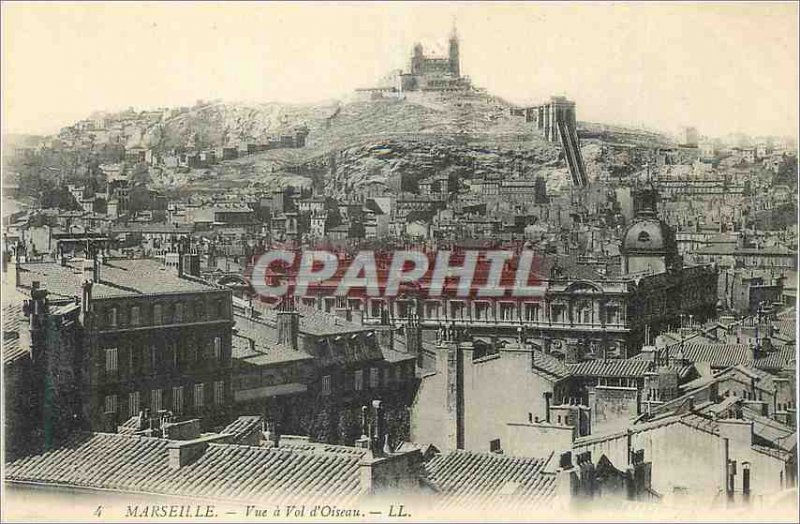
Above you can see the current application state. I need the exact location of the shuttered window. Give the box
[128,391,140,417]
[194,383,205,409]
[105,348,118,372]
[104,394,117,413]
[172,386,183,413]
[151,389,162,411]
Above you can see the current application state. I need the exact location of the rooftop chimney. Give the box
[167,438,209,470]
[370,400,387,457]
[92,252,101,282]
[405,313,422,366]
[544,392,552,423]
[266,419,280,448]
[276,295,299,350]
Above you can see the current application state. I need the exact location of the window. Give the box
[129,391,140,417]
[490,439,501,453]
[172,386,184,413]
[175,302,184,322]
[213,336,222,360]
[370,367,379,389]
[214,381,224,405]
[475,302,489,320]
[194,383,205,409]
[637,231,651,243]
[108,307,118,327]
[451,301,465,319]
[130,306,140,326]
[500,303,515,321]
[151,389,162,411]
[525,303,540,322]
[354,369,364,391]
[104,394,117,414]
[105,348,118,372]
[153,304,162,325]
[321,375,331,396]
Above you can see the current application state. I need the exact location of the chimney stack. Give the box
[92,251,101,282]
[177,242,185,279]
[544,392,552,423]
[167,438,209,470]
[405,313,422,366]
[276,295,299,350]
[371,400,387,457]
[266,419,280,448]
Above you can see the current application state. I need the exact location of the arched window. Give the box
[638,231,651,243]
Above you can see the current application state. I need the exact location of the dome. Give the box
[621,218,675,254]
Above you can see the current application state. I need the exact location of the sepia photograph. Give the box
[1,2,798,522]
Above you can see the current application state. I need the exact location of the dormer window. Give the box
[638,231,651,242]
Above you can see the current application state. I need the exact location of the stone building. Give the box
[397,28,471,92]
[11,251,235,432]
[230,297,419,446]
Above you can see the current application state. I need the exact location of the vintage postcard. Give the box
[1,2,798,522]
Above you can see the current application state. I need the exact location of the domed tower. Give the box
[448,25,460,78]
[620,181,680,275]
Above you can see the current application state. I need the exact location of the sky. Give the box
[2,1,798,139]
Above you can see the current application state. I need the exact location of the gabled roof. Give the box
[667,342,752,368]
[2,303,29,366]
[530,349,570,380]
[5,432,364,505]
[425,450,558,511]
[753,347,796,371]
[567,358,653,378]
[220,416,264,443]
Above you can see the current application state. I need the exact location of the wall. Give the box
[590,386,639,435]
[503,422,574,458]
[462,347,558,452]
[573,419,789,501]
[410,350,455,451]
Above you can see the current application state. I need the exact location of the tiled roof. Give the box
[668,342,752,368]
[753,347,796,371]
[748,415,797,452]
[531,350,570,379]
[3,303,29,365]
[425,450,558,511]
[5,432,364,505]
[3,336,27,366]
[220,416,263,443]
[18,259,218,299]
[567,358,653,378]
[2,303,26,334]
[774,317,796,340]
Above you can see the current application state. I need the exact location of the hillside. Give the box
[146,91,569,194]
